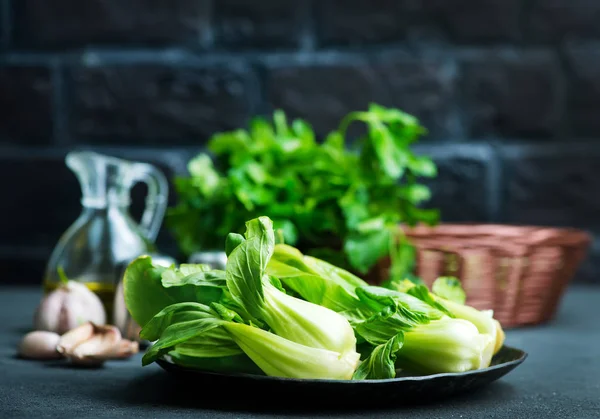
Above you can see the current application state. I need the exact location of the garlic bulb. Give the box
[34,280,106,335]
[18,331,62,360]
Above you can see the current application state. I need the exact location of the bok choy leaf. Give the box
[141,301,360,380]
[267,243,367,312]
[123,256,226,328]
[226,217,358,357]
[352,334,404,380]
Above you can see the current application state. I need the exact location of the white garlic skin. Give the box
[18,331,62,360]
[34,281,106,335]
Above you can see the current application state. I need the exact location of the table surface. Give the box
[1,285,599,419]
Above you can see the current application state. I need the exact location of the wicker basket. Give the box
[375,224,592,328]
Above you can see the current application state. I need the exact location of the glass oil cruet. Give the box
[43,151,169,321]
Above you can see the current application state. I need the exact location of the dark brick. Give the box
[317,0,520,46]
[215,0,306,49]
[502,144,600,230]
[460,51,563,138]
[424,0,522,43]
[317,0,429,46]
[0,251,48,285]
[0,154,82,249]
[0,66,53,144]
[0,150,181,252]
[574,237,600,284]
[69,64,254,144]
[529,0,600,42]
[426,156,491,223]
[0,1,9,49]
[564,47,600,137]
[267,55,459,140]
[500,143,599,285]
[412,144,493,223]
[13,0,211,48]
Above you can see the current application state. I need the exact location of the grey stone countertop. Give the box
[1,285,599,419]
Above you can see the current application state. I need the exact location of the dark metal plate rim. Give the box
[156,345,527,385]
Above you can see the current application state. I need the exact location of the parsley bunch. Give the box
[167,103,439,276]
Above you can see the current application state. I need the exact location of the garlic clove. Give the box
[61,324,125,365]
[111,339,140,358]
[57,322,95,355]
[18,331,62,360]
[69,325,121,360]
[57,322,139,365]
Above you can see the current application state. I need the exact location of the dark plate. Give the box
[156,345,527,407]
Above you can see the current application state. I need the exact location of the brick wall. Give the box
[2,0,600,284]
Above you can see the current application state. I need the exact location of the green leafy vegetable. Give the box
[344,229,391,274]
[267,246,496,378]
[124,215,507,382]
[351,283,488,376]
[386,234,424,286]
[167,104,439,276]
[161,264,227,305]
[122,256,175,328]
[396,317,493,374]
[227,217,358,356]
[354,286,445,325]
[142,315,224,365]
[140,302,226,342]
[432,277,467,304]
[139,302,256,374]
[268,249,496,377]
[225,233,245,257]
[222,319,360,380]
[141,300,360,380]
[266,244,367,312]
[385,277,498,369]
[167,351,264,375]
[225,217,274,320]
[352,334,404,380]
[383,278,453,317]
[123,256,228,330]
[351,305,413,346]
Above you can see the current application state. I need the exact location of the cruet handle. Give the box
[133,163,169,242]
